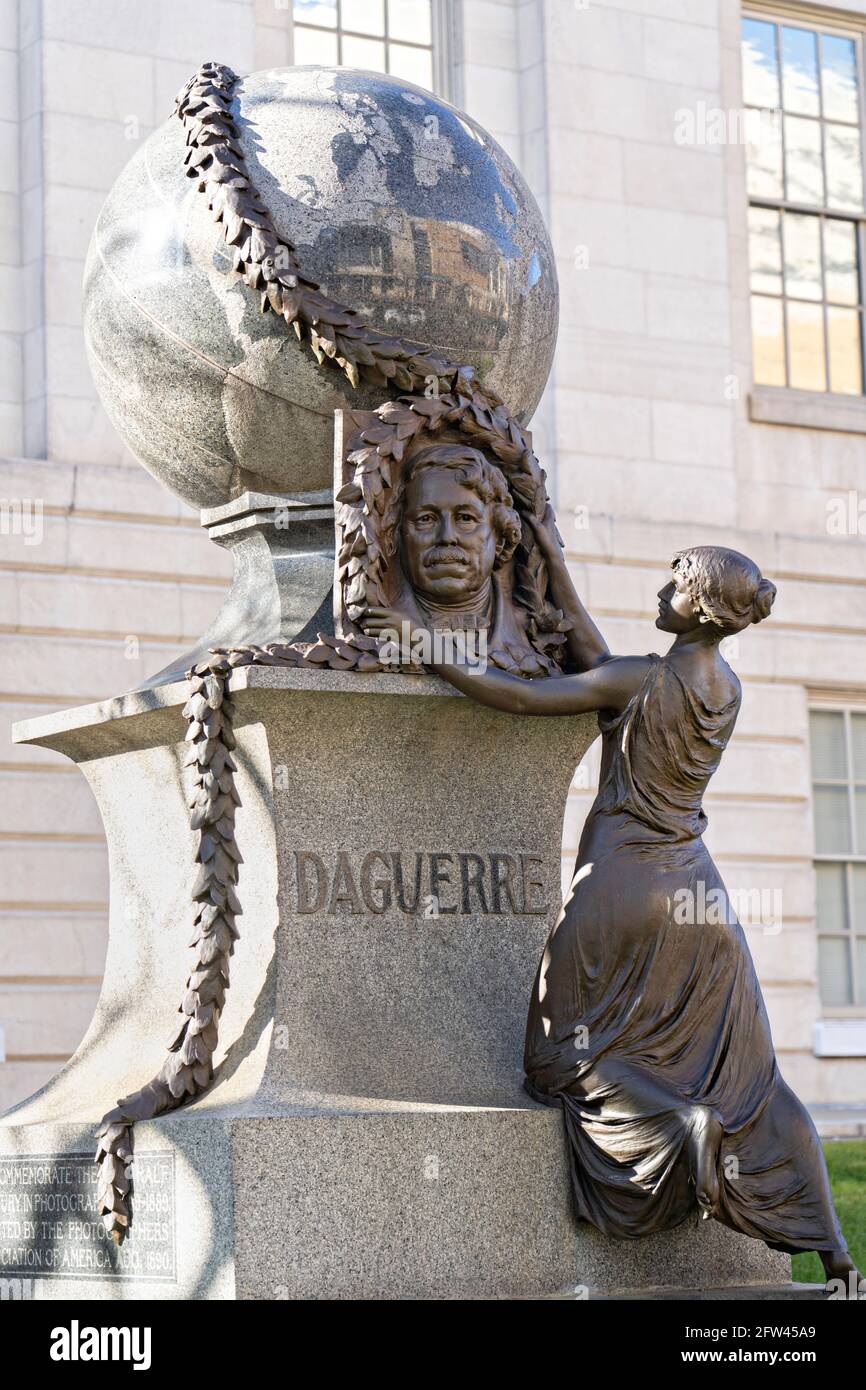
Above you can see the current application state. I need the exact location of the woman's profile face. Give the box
[656,573,702,633]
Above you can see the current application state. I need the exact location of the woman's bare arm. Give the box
[434,654,651,716]
[360,605,646,715]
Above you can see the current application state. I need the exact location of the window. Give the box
[810,708,866,1010]
[292,0,435,92]
[742,13,866,395]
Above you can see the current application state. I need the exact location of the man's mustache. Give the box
[423,547,470,567]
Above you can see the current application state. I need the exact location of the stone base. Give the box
[0,1106,793,1301]
[583,1284,826,1301]
[0,670,797,1300]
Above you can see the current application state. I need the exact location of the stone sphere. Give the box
[82,66,559,512]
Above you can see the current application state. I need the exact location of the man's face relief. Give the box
[400,467,498,605]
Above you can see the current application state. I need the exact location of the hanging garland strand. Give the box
[92,638,386,1243]
[174,61,489,402]
[94,657,239,1243]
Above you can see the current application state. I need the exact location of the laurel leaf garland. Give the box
[94,653,240,1245]
[335,390,567,670]
[174,61,488,405]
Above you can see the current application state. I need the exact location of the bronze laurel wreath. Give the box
[94,60,571,1241]
[337,393,571,673]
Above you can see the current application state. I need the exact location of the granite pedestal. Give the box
[0,670,798,1299]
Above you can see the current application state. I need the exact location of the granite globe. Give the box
[83,65,559,512]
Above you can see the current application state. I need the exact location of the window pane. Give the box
[814,785,852,853]
[819,936,853,1005]
[746,113,783,199]
[294,0,337,27]
[821,34,859,123]
[854,864,866,929]
[294,25,339,62]
[742,18,780,108]
[749,207,783,294]
[826,124,864,211]
[388,41,433,89]
[784,115,825,204]
[811,710,848,778]
[751,295,786,385]
[782,26,820,116]
[817,862,848,933]
[388,0,432,46]
[852,714,866,780]
[342,33,386,69]
[827,307,863,394]
[858,937,866,1005]
[823,219,859,305]
[787,299,826,389]
[784,212,823,300]
[342,0,385,35]
[857,787,866,854]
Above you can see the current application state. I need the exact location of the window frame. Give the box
[810,701,866,1017]
[742,4,866,396]
[289,0,452,99]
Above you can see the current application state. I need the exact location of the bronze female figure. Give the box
[364,509,863,1295]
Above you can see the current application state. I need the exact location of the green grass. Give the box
[791,1140,866,1285]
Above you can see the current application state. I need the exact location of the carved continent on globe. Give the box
[83,65,559,511]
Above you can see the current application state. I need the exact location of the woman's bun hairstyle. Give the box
[671,546,777,635]
[750,576,777,625]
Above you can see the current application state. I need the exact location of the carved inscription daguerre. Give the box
[291,850,548,918]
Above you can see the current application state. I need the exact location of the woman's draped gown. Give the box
[525,653,844,1254]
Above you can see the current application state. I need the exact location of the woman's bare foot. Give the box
[688,1105,723,1219]
[820,1248,866,1298]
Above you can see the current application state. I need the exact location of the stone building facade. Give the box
[1,0,865,1112]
